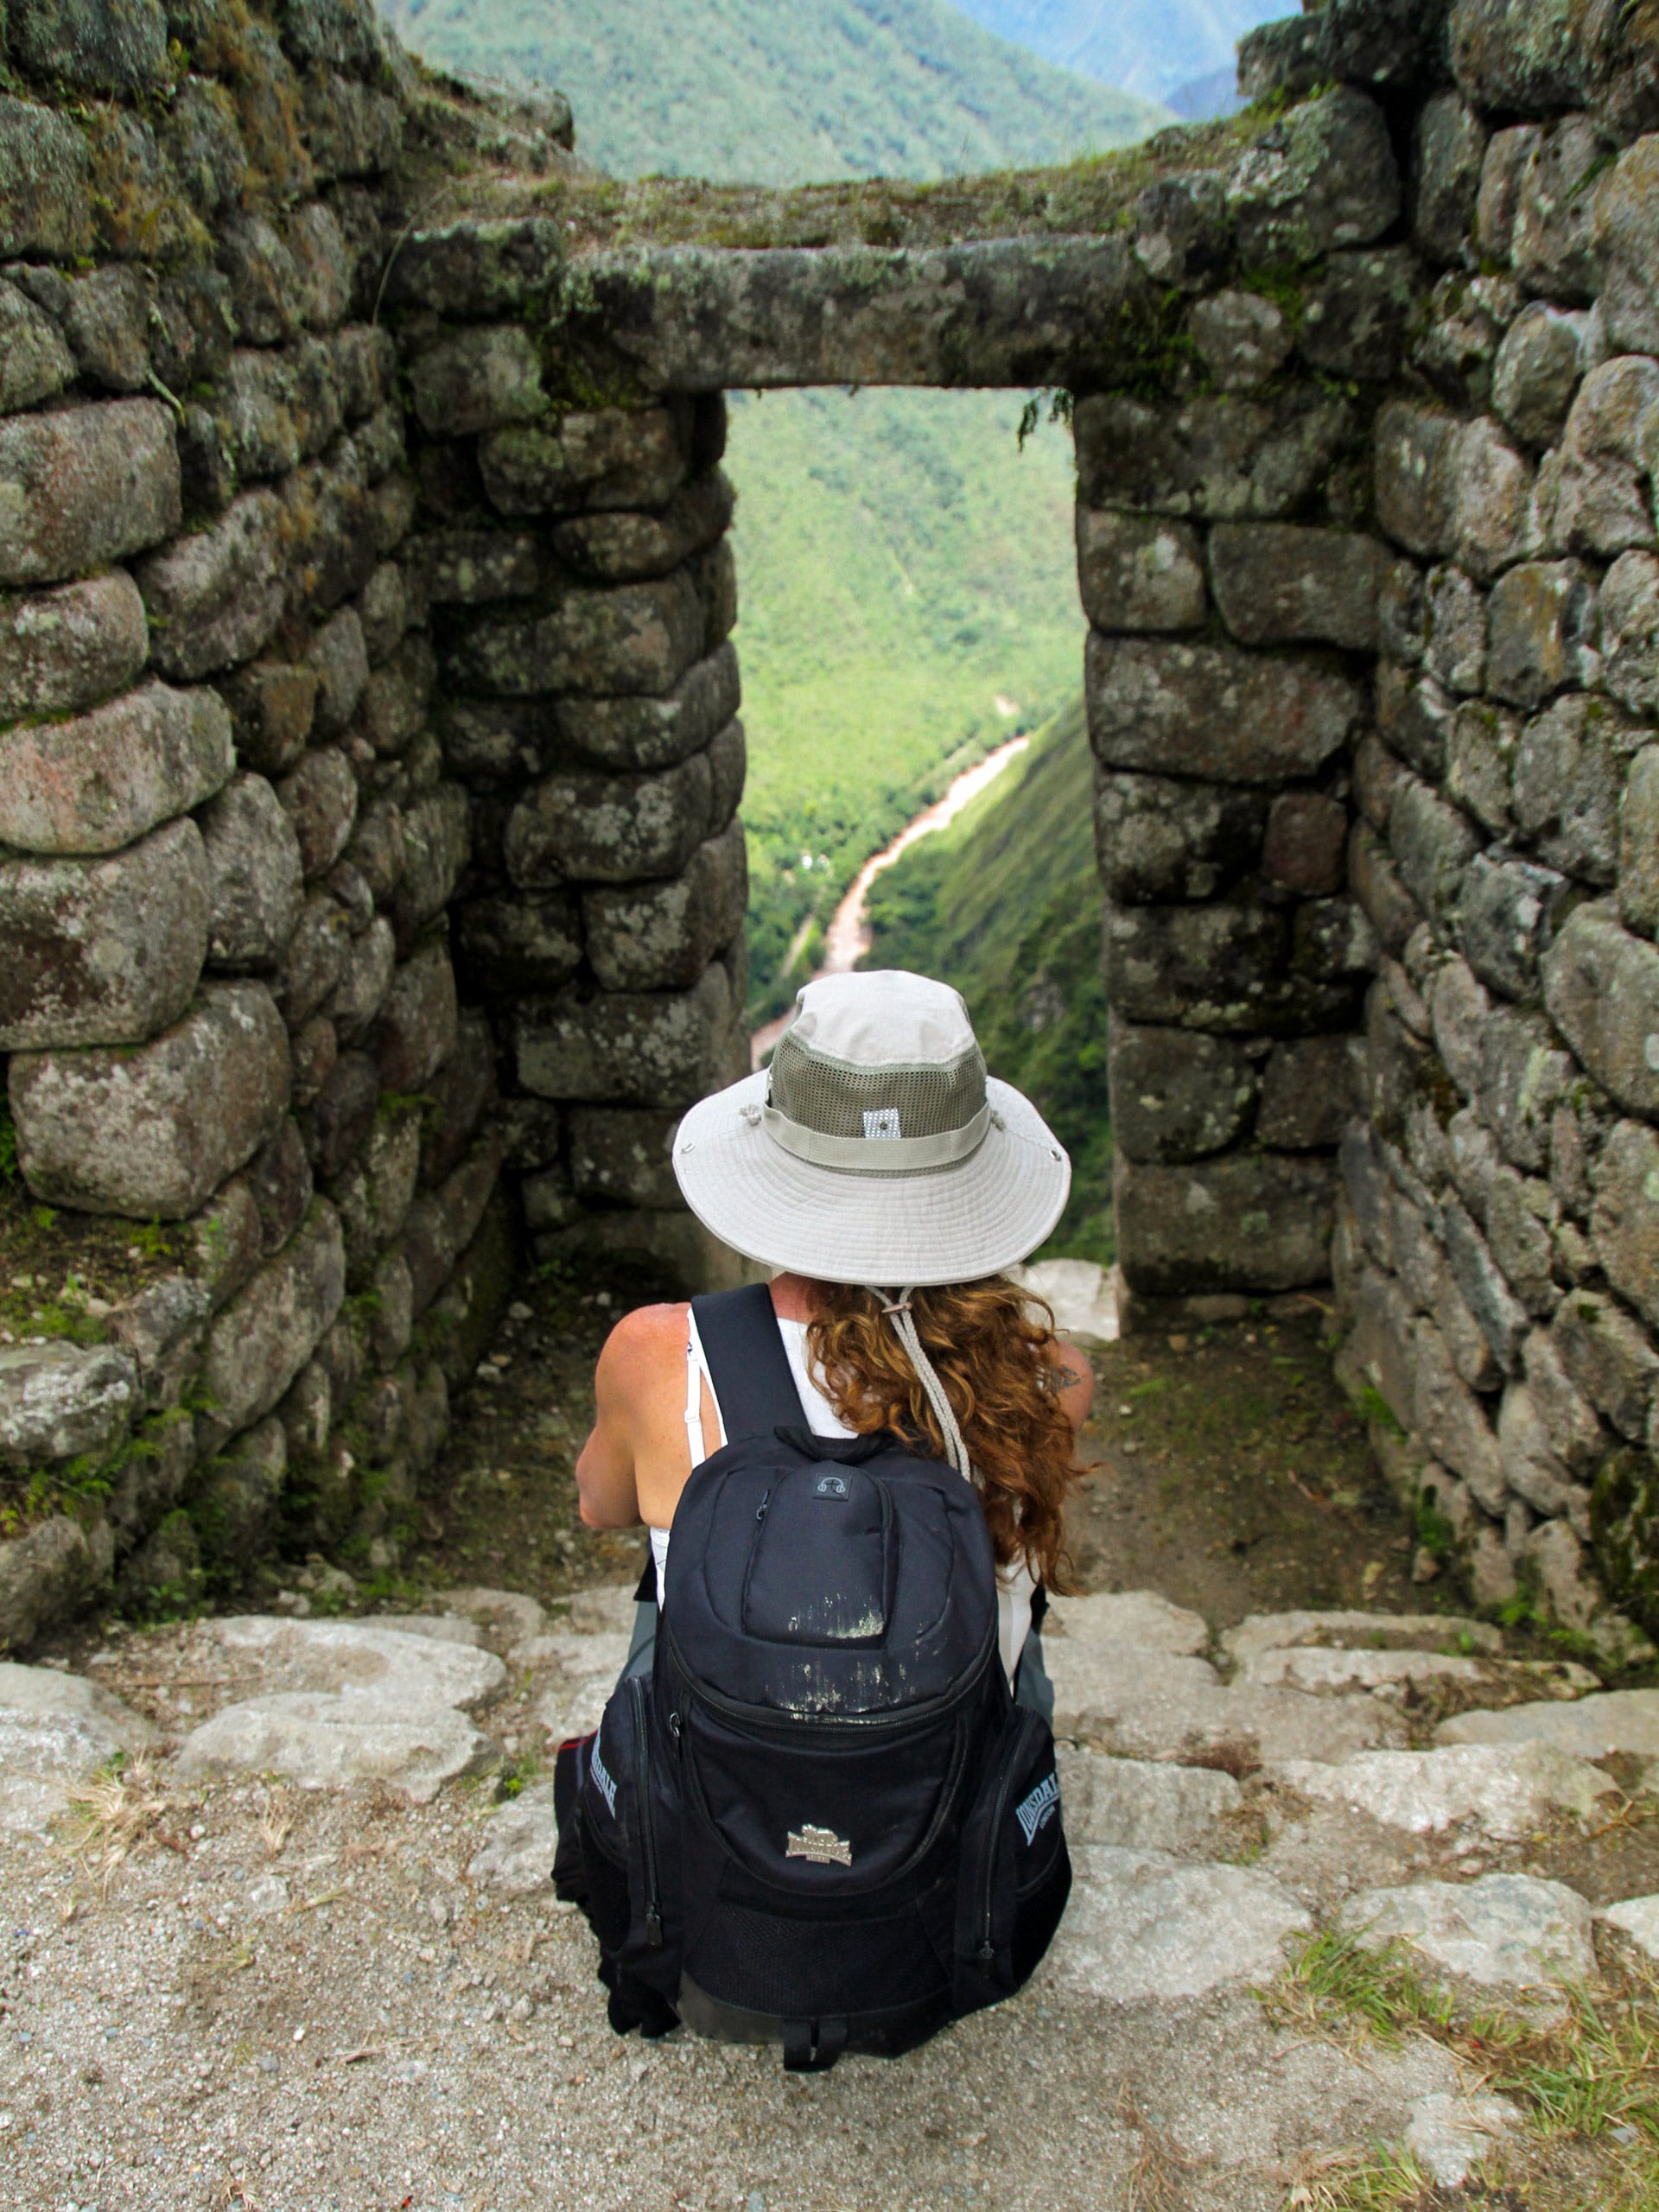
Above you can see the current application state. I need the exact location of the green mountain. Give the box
[733,387,1084,1014]
[385,0,1164,183]
[862,696,1111,1263]
[947,0,1286,107]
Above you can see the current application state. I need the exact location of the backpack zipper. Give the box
[660,1618,998,1739]
[977,1710,1040,1972]
[626,1675,664,1948]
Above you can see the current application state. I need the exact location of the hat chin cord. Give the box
[874,1287,974,1485]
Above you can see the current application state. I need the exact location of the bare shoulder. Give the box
[594,1301,690,1393]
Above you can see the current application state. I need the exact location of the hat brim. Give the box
[671,1069,1071,1287]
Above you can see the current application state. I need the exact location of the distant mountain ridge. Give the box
[385,0,1166,183]
[946,0,1287,107]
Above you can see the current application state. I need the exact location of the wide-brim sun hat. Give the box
[672,969,1071,1287]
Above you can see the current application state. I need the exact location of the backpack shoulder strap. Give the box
[690,1283,803,1443]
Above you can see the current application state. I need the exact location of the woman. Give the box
[575,967,1094,1707]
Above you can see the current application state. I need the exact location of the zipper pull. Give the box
[976,1941,995,1971]
[645,1904,664,1948]
[668,1710,682,1743]
[754,1488,772,1523]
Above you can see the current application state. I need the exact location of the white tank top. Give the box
[649,1309,1035,1684]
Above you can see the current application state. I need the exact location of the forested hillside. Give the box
[863,698,1110,1261]
[949,0,1284,108]
[385,0,1137,1021]
[384,0,1162,181]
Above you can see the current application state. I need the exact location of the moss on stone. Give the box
[1592,1446,1659,1639]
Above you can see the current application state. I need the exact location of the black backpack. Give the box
[552,1281,1071,2069]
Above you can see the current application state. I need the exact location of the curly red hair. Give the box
[804,1276,1081,1591]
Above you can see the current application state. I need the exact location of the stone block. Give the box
[1514,691,1643,887]
[1257,1034,1362,1150]
[452,570,706,702]
[1446,701,1517,837]
[551,469,734,586]
[359,633,434,760]
[1450,0,1583,111]
[0,570,149,723]
[421,1012,496,1187]
[1262,794,1348,896]
[584,821,747,993]
[1208,525,1380,651]
[1412,1314,1507,1510]
[276,895,352,1030]
[1114,1150,1336,1296]
[242,1116,314,1260]
[1106,1020,1257,1164]
[137,489,288,680]
[407,529,542,607]
[194,1203,346,1454]
[1429,958,1490,1100]
[0,399,177,588]
[376,942,459,1093]
[1596,137,1659,355]
[324,915,395,1042]
[1592,1119,1659,1332]
[328,1107,422,1282]
[479,407,688,516]
[1349,823,1422,957]
[1458,852,1567,1002]
[1186,290,1292,391]
[1413,92,1488,264]
[556,643,741,775]
[276,749,359,881]
[1542,901,1659,1121]
[1375,401,1459,558]
[1075,511,1205,632]
[1451,420,1535,585]
[1534,358,1659,559]
[219,663,319,779]
[515,963,732,1109]
[1482,1164,1559,1317]
[1553,1288,1658,1442]
[0,679,232,858]
[1423,567,1487,698]
[0,278,73,411]
[0,1341,137,1471]
[1492,304,1589,449]
[216,213,302,347]
[1103,902,1356,1035]
[458,892,583,995]
[1388,773,1478,925]
[1621,746,1659,939]
[10,980,289,1219]
[1512,115,1612,304]
[569,1108,682,1209]
[199,773,305,972]
[1086,635,1359,786]
[1376,664,1457,780]
[409,325,545,439]
[1297,245,1419,382]
[1601,550,1659,716]
[1442,1193,1531,1375]
[0,817,209,1052]
[1129,170,1230,290]
[1226,87,1401,264]
[1522,1326,1606,1475]
[0,94,93,259]
[402,1135,502,1318]
[505,751,713,888]
[1072,390,1351,521]
[1487,560,1597,709]
[392,786,471,950]
[1476,1005,1573,1173]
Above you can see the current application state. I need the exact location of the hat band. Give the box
[761,1101,993,1173]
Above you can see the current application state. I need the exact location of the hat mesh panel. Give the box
[769,1031,988,1141]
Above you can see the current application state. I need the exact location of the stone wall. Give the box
[7,0,1659,1659]
[0,0,575,1643]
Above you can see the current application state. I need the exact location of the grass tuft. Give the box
[55,1756,179,1892]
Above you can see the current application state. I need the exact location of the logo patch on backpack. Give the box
[814,1474,849,1499]
[786,1823,853,1866]
[588,1733,618,1816]
[1014,1772,1059,1845]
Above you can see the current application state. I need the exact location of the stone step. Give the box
[1269,1742,1618,1840]
[0,1658,156,1835]
[1223,1608,1503,1667]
